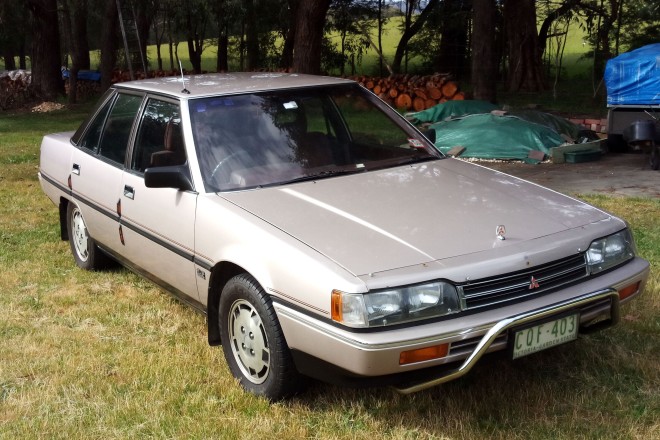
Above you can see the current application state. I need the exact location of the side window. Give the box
[98,93,142,164]
[132,99,185,172]
[79,96,114,153]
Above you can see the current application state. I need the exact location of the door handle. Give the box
[72,163,81,175]
[124,185,135,200]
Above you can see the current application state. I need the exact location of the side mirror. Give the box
[144,165,194,191]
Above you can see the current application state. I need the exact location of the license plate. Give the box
[511,313,579,359]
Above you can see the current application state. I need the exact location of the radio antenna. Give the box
[179,60,190,94]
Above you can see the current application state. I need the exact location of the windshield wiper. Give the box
[396,155,439,166]
[274,168,366,186]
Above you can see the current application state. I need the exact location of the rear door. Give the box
[119,97,199,302]
[70,91,143,253]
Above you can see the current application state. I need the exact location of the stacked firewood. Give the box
[64,79,101,101]
[351,73,465,111]
[0,70,31,110]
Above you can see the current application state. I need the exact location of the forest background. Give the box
[1,0,658,112]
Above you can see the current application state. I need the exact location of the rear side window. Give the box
[97,93,142,164]
[78,97,113,153]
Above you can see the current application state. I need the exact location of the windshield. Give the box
[189,84,441,192]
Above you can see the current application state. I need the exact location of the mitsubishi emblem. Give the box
[496,225,506,240]
[529,276,540,290]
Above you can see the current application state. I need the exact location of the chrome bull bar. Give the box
[394,288,620,394]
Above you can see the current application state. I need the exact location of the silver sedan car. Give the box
[38,73,649,400]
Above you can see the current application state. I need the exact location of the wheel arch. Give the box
[207,261,250,346]
[59,196,70,241]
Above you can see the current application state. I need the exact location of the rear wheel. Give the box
[66,202,110,270]
[219,274,301,400]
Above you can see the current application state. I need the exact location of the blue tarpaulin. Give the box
[61,69,101,82]
[605,43,660,106]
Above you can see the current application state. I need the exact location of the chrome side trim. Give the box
[393,288,619,394]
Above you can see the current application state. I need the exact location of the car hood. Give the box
[220,159,610,276]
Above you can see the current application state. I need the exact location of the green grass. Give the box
[0,110,658,439]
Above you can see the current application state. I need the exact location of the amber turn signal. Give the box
[618,281,641,301]
[399,343,449,365]
[331,289,342,322]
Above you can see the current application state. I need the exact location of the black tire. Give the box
[219,273,301,400]
[651,146,660,170]
[66,202,110,270]
[606,133,628,153]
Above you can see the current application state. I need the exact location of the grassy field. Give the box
[0,107,658,439]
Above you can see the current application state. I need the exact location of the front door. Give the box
[119,97,199,302]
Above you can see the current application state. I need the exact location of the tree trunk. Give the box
[593,0,620,79]
[504,0,545,92]
[217,29,229,72]
[187,36,202,74]
[471,0,497,102]
[392,0,440,74]
[70,0,90,69]
[26,0,63,100]
[280,0,298,70]
[3,51,16,70]
[63,0,90,104]
[292,0,331,74]
[435,0,470,78]
[100,0,118,92]
[212,0,229,72]
[136,3,152,72]
[185,9,205,74]
[245,0,259,70]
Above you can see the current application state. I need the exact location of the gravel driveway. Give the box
[481,153,660,199]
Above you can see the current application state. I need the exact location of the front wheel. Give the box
[219,274,301,400]
[66,202,110,270]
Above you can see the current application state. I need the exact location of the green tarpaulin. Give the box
[504,109,579,140]
[406,100,499,124]
[431,114,565,163]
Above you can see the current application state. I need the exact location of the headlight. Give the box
[332,281,460,328]
[586,229,636,274]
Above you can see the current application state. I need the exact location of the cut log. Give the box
[395,93,412,110]
[413,88,428,100]
[428,87,442,100]
[441,81,458,98]
[413,97,426,112]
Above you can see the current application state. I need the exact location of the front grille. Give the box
[460,254,588,310]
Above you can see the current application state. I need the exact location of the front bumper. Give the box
[274,257,649,392]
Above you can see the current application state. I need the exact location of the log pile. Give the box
[351,73,465,111]
[0,70,32,110]
[65,79,101,101]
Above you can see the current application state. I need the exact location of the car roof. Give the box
[113,72,356,99]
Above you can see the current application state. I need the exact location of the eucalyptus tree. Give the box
[26,0,63,99]
[390,0,440,74]
[61,0,91,103]
[327,0,374,75]
[291,0,332,74]
[0,0,28,70]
